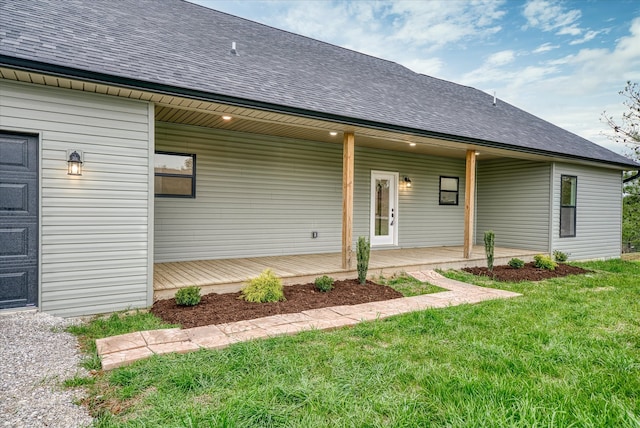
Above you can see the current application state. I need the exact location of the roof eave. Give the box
[2,54,638,170]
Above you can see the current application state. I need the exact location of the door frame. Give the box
[369,170,399,247]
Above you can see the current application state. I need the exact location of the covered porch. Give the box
[154,246,539,300]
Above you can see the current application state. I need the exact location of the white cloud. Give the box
[523,0,581,33]
[487,50,516,66]
[533,42,559,53]
[385,0,506,50]
[569,30,601,45]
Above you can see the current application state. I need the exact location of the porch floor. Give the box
[154,245,539,300]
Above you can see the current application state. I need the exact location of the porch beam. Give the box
[342,132,355,269]
[463,149,477,258]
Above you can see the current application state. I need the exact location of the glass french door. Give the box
[370,171,398,246]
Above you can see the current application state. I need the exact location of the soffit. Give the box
[1,67,617,167]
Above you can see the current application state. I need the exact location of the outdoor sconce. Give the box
[67,150,83,176]
[403,176,412,188]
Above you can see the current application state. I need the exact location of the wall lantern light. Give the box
[403,176,412,188]
[67,150,83,175]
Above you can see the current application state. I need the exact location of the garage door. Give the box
[0,132,38,309]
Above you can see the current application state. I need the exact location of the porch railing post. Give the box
[342,132,355,269]
[463,149,477,258]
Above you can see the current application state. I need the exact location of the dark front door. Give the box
[0,132,38,309]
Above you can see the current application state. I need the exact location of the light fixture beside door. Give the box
[67,150,83,175]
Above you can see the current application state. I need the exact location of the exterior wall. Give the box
[476,159,551,251]
[0,80,153,316]
[353,146,466,247]
[155,123,468,262]
[551,163,622,260]
[155,122,344,261]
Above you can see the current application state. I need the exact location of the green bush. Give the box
[553,250,569,262]
[175,286,201,306]
[357,236,371,285]
[241,269,285,303]
[314,275,335,292]
[484,230,495,271]
[534,254,557,271]
[508,258,525,269]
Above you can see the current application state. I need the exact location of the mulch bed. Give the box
[463,262,590,282]
[152,264,591,329]
[151,279,403,328]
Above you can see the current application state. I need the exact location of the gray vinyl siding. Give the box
[353,146,466,247]
[476,159,551,251]
[551,163,622,260]
[154,123,344,262]
[0,80,153,316]
[155,123,468,262]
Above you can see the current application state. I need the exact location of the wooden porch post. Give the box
[463,149,477,258]
[342,132,355,269]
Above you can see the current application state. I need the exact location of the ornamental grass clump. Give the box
[357,236,370,285]
[534,254,557,271]
[241,268,285,303]
[484,230,495,271]
[175,286,201,306]
[314,275,335,292]
[553,250,569,263]
[508,258,525,269]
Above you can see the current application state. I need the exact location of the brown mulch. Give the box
[151,279,403,329]
[463,262,590,282]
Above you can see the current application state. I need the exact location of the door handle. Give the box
[390,208,395,226]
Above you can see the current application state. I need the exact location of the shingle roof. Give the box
[1,0,637,168]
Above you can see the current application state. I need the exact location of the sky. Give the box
[191,0,640,157]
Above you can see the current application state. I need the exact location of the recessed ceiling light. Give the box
[329,131,338,136]
[221,115,232,121]
[409,142,416,147]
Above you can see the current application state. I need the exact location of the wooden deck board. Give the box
[154,246,539,298]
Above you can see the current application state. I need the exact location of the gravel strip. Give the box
[0,311,93,428]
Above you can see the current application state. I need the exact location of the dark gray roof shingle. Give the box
[1,0,637,168]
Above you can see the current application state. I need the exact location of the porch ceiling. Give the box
[155,103,553,163]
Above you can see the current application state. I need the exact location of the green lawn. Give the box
[71,260,640,427]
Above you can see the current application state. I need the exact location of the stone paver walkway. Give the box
[97,270,520,370]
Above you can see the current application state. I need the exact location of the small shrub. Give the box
[314,275,334,292]
[508,258,525,269]
[175,286,201,306]
[357,236,371,285]
[242,269,285,303]
[553,250,569,262]
[484,230,495,271]
[534,254,557,271]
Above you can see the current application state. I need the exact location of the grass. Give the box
[67,311,177,371]
[378,272,446,296]
[71,261,640,427]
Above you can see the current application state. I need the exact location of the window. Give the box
[439,176,459,205]
[560,175,577,237]
[154,151,196,198]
